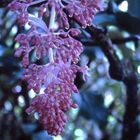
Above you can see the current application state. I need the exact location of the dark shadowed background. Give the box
[0,0,140,140]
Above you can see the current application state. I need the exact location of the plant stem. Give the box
[28,0,47,6]
[48,5,56,63]
[49,5,56,29]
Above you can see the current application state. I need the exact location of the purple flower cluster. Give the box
[25,62,81,135]
[26,93,68,135]
[8,0,104,136]
[66,0,105,27]
[15,29,83,67]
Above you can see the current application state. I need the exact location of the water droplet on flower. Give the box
[82,25,86,29]
[68,14,73,17]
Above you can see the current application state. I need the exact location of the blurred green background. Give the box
[0,0,140,140]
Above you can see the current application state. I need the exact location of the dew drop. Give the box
[82,25,86,29]
[68,14,73,17]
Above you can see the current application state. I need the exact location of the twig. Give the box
[82,36,139,47]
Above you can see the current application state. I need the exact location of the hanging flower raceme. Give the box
[8,0,104,136]
[26,93,68,136]
[25,62,81,135]
[15,29,83,67]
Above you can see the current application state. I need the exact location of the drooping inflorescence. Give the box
[8,0,105,136]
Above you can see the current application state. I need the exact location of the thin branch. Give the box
[82,36,140,47]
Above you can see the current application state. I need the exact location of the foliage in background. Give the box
[0,0,140,140]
